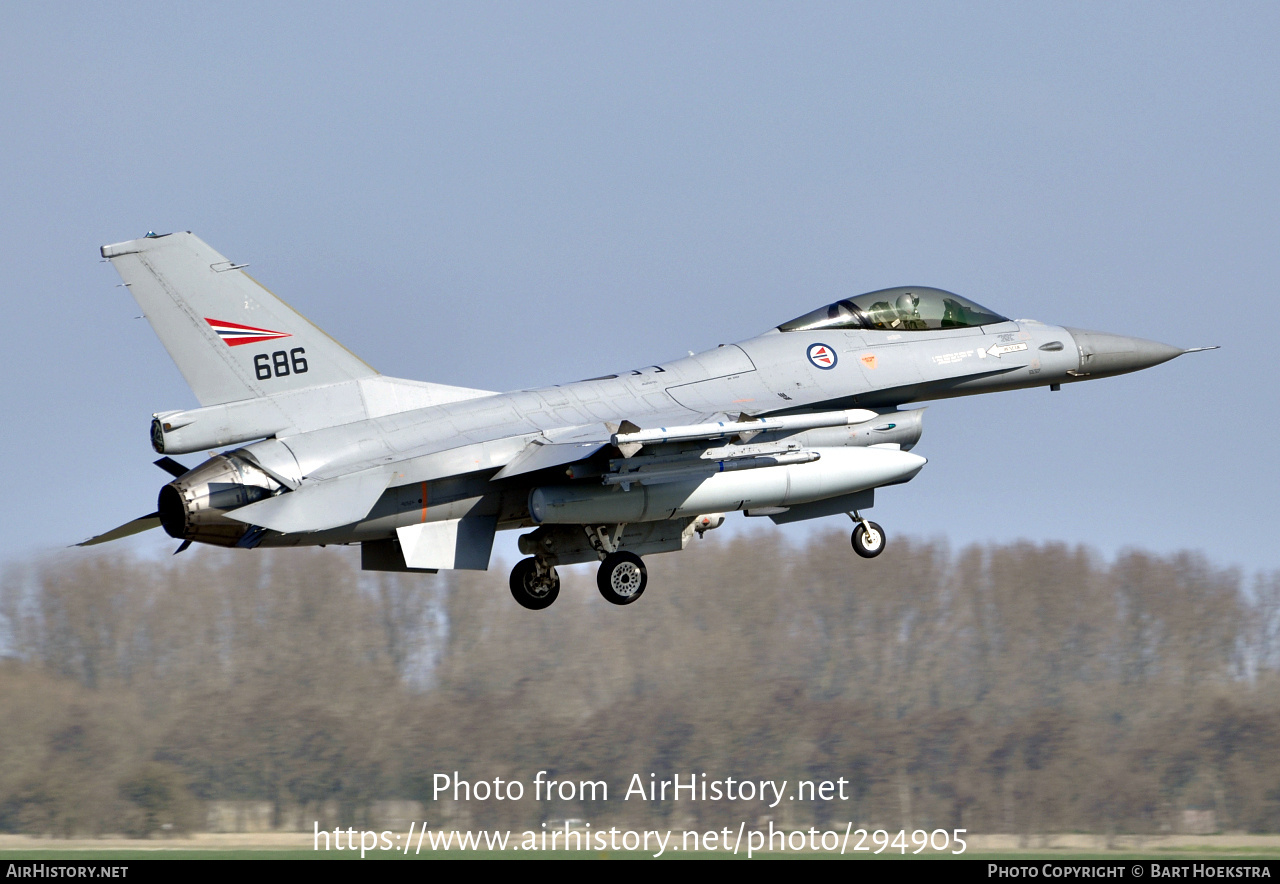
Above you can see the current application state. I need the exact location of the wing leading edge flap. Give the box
[397,516,497,570]
[226,469,390,534]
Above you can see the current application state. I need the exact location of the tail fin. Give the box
[102,232,377,406]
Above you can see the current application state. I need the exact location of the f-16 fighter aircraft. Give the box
[83,232,1215,609]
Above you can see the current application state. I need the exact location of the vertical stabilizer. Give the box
[102,232,378,406]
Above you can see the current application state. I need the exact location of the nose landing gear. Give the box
[849,512,886,558]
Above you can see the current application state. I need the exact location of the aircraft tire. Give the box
[597,551,647,605]
[851,521,886,558]
[510,558,560,610]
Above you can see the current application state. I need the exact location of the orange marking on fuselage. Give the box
[421,482,428,523]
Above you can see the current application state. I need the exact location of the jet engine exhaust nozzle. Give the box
[157,453,283,546]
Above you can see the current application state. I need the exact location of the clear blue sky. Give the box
[3,3,1276,573]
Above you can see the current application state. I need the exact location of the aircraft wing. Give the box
[222,404,885,536]
[307,404,882,491]
[493,407,885,486]
[219,412,693,534]
[293,401,716,487]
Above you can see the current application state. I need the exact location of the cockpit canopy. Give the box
[778,286,1008,333]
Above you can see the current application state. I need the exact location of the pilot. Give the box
[896,291,927,330]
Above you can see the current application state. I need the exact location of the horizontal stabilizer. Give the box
[76,513,161,547]
[225,469,389,534]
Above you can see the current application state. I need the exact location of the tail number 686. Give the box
[255,348,308,380]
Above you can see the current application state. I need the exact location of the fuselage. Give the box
[160,314,1141,551]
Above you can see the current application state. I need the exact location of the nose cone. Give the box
[1062,328,1186,379]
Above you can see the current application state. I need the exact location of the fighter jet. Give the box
[82,232,1215,609]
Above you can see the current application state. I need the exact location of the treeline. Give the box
[2,531,1279,836]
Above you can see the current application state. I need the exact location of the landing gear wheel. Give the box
[510,557,560,610]
[596,551,647,605]
[851,521,886,558]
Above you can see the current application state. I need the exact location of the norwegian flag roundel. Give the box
[806,342,838,370]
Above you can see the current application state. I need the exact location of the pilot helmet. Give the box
[895,291,920,315]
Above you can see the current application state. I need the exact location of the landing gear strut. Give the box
[849,512,886,559]
[510,557,560,610]
[597,551,647,605]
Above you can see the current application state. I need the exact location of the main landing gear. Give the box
[596,551,647,606]
[510,558,560,610]
[507,550,651,609]
[585,524,648,607]
[849,512,886,559]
